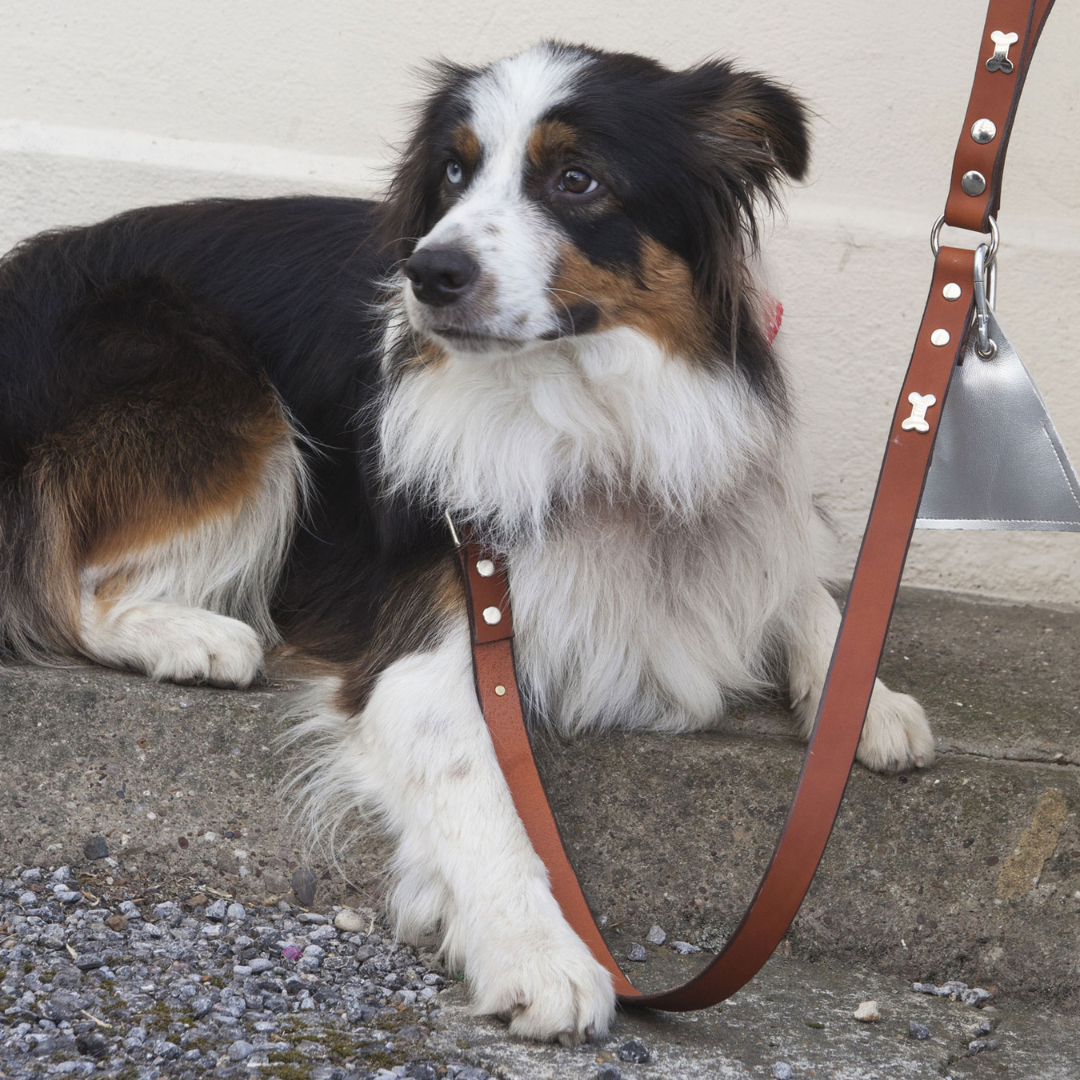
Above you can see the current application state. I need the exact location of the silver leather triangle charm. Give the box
[917,306,1080,531]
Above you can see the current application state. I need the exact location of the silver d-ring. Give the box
[930,215,999,268]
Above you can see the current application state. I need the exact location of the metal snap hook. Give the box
[972,243,997,359]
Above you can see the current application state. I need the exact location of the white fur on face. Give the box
[404,44,592,349]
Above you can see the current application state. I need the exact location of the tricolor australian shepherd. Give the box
[0,44,934,1042]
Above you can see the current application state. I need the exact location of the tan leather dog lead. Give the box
[456,0,1055,1011]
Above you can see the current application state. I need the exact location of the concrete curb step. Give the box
[1,586,1078,1075]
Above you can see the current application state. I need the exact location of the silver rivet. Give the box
[942,283,962,301]
[476,558,495,578]
[494,685,506,696]
[961,170,987,196]
[482,606,502,625]
[970,118,997,144]
[930,328,951,346]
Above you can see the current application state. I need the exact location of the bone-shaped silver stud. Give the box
[986,30,1019,73]
[901,392,937,433]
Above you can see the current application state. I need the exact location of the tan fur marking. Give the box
[452,124,481,173]
[550,238,710,359]
[91,571,133,614]
[402,339,449,372]
[432,558,466,618]
[526,120,579,170]
[81,405,292,566]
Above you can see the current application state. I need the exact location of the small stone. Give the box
[960,987,993,1007]
[281,945,303,961]
[292,867,318,908]
[626,942,647,962]
[773,1064,794,1080]
[228,1040,255,1061]
[51,866,72,883]
[297,911,327,924]
[76,1033,108,1058]
[597,1067,623,1080]
[248,957,275,973]
[190,996,214,1019]
[646,924,666,945]
[185,893,208,909]
[83,836,110,861]
[118,900,141,919]
[969,1038,1000,1054]
[206,898,228,921]
[105,914,127,932]
[54,890,82,904]
[671,941,702,954]
[965,1019,995,1037]
[21,868,43,882]
[221,997,247,1018]
[853,1000,880,1023]
[151,901,179,921]
[346,999,376,1024]
[154,1039,182,1060]
[41,924,66,949]
[912,982,938,995]
[227,902,247,921]
[909,1021,930,1040]
[617,1039,650,1064]
[18,889,36,905]
[334,908,365,933]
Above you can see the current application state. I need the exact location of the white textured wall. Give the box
[3,1,1079,604]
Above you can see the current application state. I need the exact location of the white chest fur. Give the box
[508,491,813,735]
[380,327,821,733]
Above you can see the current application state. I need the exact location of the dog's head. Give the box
[379,42,808,382]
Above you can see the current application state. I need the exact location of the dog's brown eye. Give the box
[557,168,597,196]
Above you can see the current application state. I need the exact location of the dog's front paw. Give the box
[469,924,615,1045]
[857,679,935,772]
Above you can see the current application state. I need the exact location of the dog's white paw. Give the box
[857,679,935,772]
[468,924,615,1045]
[137,608,264,687]
[158,612,263,687]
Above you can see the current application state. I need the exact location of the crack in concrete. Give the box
[938,746,1080,770]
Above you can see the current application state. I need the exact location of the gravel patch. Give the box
[0,864,491,1079]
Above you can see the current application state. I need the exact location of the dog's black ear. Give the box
[670,61,810,202]
[375,61,476,263]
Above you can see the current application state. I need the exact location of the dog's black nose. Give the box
[404,247,478,307]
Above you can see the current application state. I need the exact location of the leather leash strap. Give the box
[457,0,1053,1011]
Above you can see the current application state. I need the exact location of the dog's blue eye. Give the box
[446,161,463,185]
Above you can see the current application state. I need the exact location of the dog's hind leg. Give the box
[4,279,303,685]
[787,580,935,772]
[291,619,616,1044]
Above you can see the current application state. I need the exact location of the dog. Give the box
[0,42,934,1043]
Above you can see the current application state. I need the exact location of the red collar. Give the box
[764,298,783,346]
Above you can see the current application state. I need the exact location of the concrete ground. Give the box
[2,586,1079,1078]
